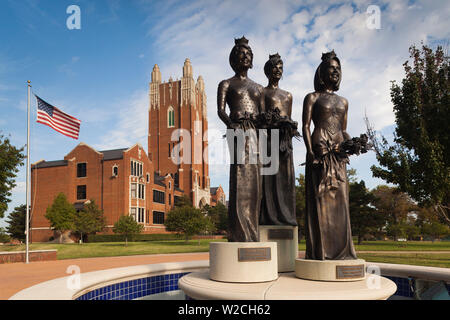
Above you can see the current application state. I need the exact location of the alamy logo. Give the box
[366,5,381,30]
[66,5,81,30]
[170,122,280,175]
[66,265,81,290]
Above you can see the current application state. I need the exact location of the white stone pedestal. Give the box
[179,271,397,300]
[259,225,298,272]
[295,258,366,281]
[209,242,278,283]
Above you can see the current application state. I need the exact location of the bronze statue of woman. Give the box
[259,53,298,226]
[217,37,264,242]
[302,51,357,260]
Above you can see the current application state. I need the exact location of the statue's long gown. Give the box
[260,116,297,226]
[305,94,357,260]
[227,118,262,242]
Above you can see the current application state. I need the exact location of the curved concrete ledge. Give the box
[366,262,450,283]
[9,260,209,300]
[8,259,449,300]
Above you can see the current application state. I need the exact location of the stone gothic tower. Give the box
[148,59,210,207]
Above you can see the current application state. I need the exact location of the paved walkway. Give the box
[0,252,209,300]
[2,250,449,300]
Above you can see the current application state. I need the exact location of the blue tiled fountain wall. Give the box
[385,276,450,298]
[75,272,449,300]
[75,272,190,300]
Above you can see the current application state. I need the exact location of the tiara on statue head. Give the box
[321,50,337,62]
[269,53,281,60]
[234,36,249,46]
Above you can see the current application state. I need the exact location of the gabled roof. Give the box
[33,146,128,169]
[210,187,219,195]
[32,160,68,169]
[99,148,128,161]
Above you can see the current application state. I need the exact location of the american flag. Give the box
[36,95,81,139]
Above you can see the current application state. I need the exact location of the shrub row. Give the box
[87,233,184,243]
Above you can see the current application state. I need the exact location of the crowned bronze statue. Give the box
[302,51,369,260]
[259,53,299,226]
[217,36,265,242]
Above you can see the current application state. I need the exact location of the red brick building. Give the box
[30,59,225,242]
[210,186,226,207]
[148,59,211,208]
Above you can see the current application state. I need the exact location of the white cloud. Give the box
[133,0,450,187]
[11,181,26,194]
[94,89,149,152]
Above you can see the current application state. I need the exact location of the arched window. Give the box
[167,106,175,128]
[112,164,119,177]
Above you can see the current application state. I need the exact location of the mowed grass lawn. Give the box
[1,239,449,267]
[0,239,228,260]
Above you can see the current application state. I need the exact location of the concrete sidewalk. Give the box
[0,252,209,300]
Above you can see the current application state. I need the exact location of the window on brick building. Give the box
[146,173,150,183]
[130,160,143,177]
[138,184,145,200]
[167,107,175,128]
[77,163,87,178]
[153,190,165,204]
[195,111,200,134]
[169,194,171,206]
[174,173,179,187]
[138,208,145,223]
[130,208,137,221]
[77,185,86,200]
[153,211,164,224]
[130,183,137,199]
[112,165,118,177]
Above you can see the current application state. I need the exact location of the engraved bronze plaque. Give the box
[238,247,271,262]
[268,229,294,240]
[336,265,365,279]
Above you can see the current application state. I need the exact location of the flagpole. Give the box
[25,80,31,264]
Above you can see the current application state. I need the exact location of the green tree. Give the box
[414,205,439,229]
[0,227,10,243]
[403,222,421,240]
[295,173,306,239]
[367,44,450,224]
[371,185,413,241]
[386,223,406,241]
[347,168,358,183]
[45,193,75,243]
[73,200,106,243]
[112,215,144,246]
[422,221,450,242]
[203,202,228,234]
[349,180,384,244]
[165,205,215,243]
[5,204,26,241]
[174,194,193,208]
[0,134,25,218]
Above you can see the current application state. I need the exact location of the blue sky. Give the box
[1,0,449,228]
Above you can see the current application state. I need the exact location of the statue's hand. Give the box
[307,152,318,165]
[228,122,240,130]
